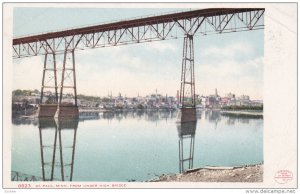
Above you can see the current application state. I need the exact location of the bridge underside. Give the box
[12,8,264,120]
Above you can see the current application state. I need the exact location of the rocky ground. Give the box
[149,164,263,182]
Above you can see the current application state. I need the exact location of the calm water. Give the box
[11,110,263,182]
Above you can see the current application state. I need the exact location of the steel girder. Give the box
[12,9,264,58]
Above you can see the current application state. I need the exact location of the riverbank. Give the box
[220,110,263,116]
[149,164,263,182]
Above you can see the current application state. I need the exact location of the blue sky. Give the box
[13,7,264,100]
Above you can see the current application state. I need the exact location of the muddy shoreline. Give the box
[149,164,263,182]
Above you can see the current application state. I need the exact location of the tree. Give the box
[13,89,23,96]
[45,96,56,104]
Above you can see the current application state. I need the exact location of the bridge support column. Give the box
[177,34,196,123]
[37,50,79,118]
[54,50,79,118]
[37,53,59,117]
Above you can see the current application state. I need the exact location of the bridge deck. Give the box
[13,8,264,45]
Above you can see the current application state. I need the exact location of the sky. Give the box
[13,7,264,100]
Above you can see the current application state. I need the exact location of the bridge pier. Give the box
[38,50,78,118]
[178,34,197,123]
[54,105,79,118]
[54,50,78,118]
[37,104,58,117]
[37,52,59,117]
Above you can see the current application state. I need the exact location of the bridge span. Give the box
[12,8,265,121]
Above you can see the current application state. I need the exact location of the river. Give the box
[11,110,263,182]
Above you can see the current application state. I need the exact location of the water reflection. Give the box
[12,118,79,181]
[200,110,262,127]
[221,113,263,125]
[40,118,78,181]
[102,110,177,122]
[11,110,262,126]
[177,121,197,173]
[11,110,263,182]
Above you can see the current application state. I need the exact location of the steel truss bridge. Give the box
[12,8,265,120]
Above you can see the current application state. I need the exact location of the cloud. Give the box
[196,56,263,99]
[74,44,181,97]
[13,56,44,90]
[76,45,152,75]
[144,41,177,52]
[76,65,179,97]
[201,42,253,60]
[199,57,263,78]
[76,41,181,76]
[12,36,263,99]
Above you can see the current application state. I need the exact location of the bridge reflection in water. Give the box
[11,110,263,181]
[176,121,197,173]
[11,118,79,181]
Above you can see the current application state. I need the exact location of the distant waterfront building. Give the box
[228,98,236,106]
[44,91,52,96]
[220,97,230,107]
[200,96,207,107]
[226,92,235,99]
[251,100,263,106]
[240,95,250,100]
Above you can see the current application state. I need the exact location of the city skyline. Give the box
[13,88,261,101]
[13,8,264,100]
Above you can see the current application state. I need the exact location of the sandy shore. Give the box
[149,164,263,182]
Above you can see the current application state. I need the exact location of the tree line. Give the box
[222,105,263,111]
[12,89,39,96]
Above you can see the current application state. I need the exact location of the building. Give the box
[240,95,250,100]
[226,92,235,99]
[220,97,230,107]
